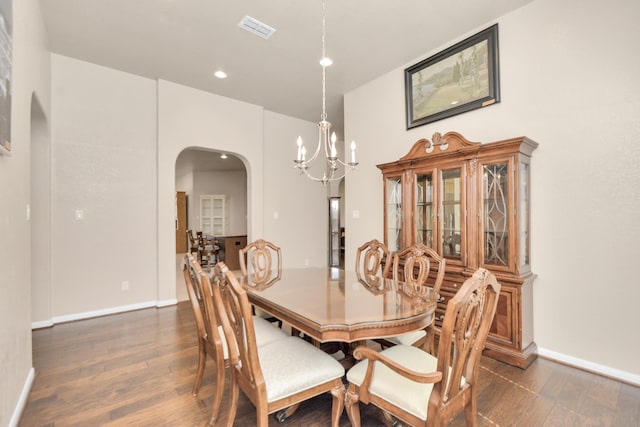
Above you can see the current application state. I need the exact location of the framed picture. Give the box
[0,0,12,154]
[405,24,500,129]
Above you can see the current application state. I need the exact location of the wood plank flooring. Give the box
[20,302,640,426]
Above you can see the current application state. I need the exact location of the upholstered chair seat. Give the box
[380,328,427,348]
[347,345,465,421]
[214,317,288,359]
[257,336,345,402]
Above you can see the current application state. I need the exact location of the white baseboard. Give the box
[538,347,640,386]
[156,298,178,307]
[31,319,54,330]
[9,367,34,427]
[52,301,159,324]
[31,300,177,329]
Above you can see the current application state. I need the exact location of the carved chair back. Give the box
[428,268,500,423]
[355,239,391,280]
[239,239,282,281]
[345,268,501,427]
[210,262,346,427]
[392,243,446,295]
[182,254,226,402]
[186,229,199,256]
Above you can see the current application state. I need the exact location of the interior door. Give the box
[176,191,187,253]
[329,197,341,267]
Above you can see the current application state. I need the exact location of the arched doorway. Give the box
[30,94,52,325]
[174,148,247,300]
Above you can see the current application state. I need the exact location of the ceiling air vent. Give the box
[238,15,276,39]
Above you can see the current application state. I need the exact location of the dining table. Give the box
[239,267,437,349]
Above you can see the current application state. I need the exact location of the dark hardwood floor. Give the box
[20,302,639,426]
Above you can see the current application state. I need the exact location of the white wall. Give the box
[50,55,158,317]
[157,80,266,302]
[30,95,51,324]
[263,111,328,268]
[42,63,331,320]
[345,0,640,380]
[1,0,51,424]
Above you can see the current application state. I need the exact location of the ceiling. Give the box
[41,0,534,139]
[175,149,245,176]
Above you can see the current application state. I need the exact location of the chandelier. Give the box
[293,0,358,184]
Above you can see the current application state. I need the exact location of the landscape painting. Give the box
[0,0,11,153]
[405,24,500,129]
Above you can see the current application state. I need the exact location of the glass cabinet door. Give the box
[482,162,510,268]
[201,198,213,235]
[441,168,462,260]
[415,172,434,248]
[200,195,226,236]
[385,176,403,252]
[212,198,224,235]
[518,161,531,272]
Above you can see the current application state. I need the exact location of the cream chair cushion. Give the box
[383,329,427,346]
[253,315,289,345]
[217,316,288,360]
[347,345,437,421]
[257,336,345,402]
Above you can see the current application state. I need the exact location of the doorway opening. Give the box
[30,93,52,325]
[174,148,248,301]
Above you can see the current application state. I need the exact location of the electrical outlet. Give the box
[121,281,129,291]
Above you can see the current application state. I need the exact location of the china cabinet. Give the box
[378,131,538,368]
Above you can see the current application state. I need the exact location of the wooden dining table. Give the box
[239,267,437,346]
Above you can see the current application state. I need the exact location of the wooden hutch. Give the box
[378,131,538,368]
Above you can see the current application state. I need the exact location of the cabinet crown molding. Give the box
[385,132,539,170]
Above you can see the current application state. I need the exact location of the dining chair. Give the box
[376,243,445,352]
[187,229,200,257]
[197,235,220,269]
[355,239,392,281]
[240,239,283,327]
[239,238,282,277]
[210,262,346,427]
[183,253,227,420]
[182,255,288,425]
[345,267,501,427]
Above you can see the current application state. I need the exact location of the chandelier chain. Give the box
[321,0,327,121]
[292,0,358,184]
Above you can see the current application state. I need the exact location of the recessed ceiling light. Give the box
[220,153,228,159]
[320,57,333,67]
[214,70,227,79]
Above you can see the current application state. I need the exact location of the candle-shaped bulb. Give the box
[296,136,303,161]
[330,132,337,157]
[301,146,306,161]
[350,141,357,163]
